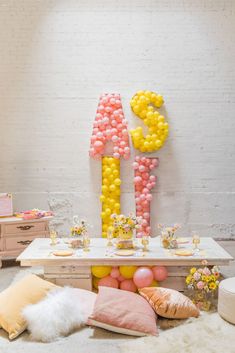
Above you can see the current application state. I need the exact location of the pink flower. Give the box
[202,268,211,276]
[197,281,205,290]
[193,272,201,281]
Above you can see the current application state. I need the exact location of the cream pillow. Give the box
[0,274,58,339]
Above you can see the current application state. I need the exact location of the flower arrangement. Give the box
[70,218,88,237]
[158,223,181,249]
[111,213,143,236]
[186,260,220,311]
[111,213,143,249]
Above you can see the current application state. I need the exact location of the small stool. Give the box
[218,277,235,324]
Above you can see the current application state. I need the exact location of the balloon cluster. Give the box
[89,93,130,159]
[101,157,121,237]
[133,156,159,237]
[92,265,168,292]
[130,90,169,152]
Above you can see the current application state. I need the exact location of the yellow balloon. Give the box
[150,280,159,287]
[114,178,121,186]
[119,266,137,279]
[92,276,100,290]
[91,266,112,278]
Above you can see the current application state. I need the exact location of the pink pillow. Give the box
[88,286,157,336]
[73,288,97,321]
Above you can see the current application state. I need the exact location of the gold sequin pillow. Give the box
[139,287,199,319]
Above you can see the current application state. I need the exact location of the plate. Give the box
[115,250,135,256]
[177,237,190,244]
[53,250,74,257]
[175,249,193,256]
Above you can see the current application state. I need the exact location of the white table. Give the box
[17,237,233,291]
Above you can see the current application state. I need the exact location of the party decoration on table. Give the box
[158,223,181,249]
[70,217,90,248]
[14,209,53,220]
[133,157,158,237]
[92,265,168,292]
[89,93,130,160]
[101,157,121,237]
[49,229,57,246]
[133,267,154,288]
[130,90,169,152]
[185,260,220,311]
[111,213,143,248]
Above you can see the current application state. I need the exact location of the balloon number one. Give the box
[89,91,169,237]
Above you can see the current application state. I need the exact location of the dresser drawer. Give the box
[5,235,39,251]
[4,221,46,235]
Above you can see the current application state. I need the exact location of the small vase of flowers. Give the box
[70,216,89,248]
[185,260,220,311]
[158,223,181,249]
[111,213,143,249]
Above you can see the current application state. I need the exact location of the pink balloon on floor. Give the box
[120,279,137,292]
[117,275,125,282]
[133,267,154,288]
[152,266,168,281]
[110,267,120,279]
[98,275,119,288]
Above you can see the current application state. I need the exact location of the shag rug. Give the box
[0,267,235,353]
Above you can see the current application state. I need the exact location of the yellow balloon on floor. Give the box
[91,266,112,278]
[150,279,159,287]
[92,276,100,290]
[119,265,137,279]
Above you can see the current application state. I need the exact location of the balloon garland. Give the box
[101,157,121,237]
[130,90,169,152]
[91,265,168,292]
[133,156,159,236]
[89,93,130,160]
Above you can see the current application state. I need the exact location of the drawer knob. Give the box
[17,240,32,245]
[17,225,34,231]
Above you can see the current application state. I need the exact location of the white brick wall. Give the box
[0,0,234,238]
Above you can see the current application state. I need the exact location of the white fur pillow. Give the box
[22,287,96,342]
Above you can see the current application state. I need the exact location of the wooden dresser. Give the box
[0,216,52,267]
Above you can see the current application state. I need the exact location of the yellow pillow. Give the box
[0,274,58,339]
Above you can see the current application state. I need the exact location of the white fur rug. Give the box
[0,267,235,353]
[121,312,235,353]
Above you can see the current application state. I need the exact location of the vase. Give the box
[116,229,134,249]
[186,288,217,312]
[160,231,178,249]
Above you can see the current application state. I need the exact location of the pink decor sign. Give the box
[0,193,13,217]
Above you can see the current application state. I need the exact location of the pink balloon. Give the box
[120,279,137,293]
[133,267,154,288]
[110,267,120,279]
[152,266,168,282]
[146,194,153,201]
[99,276,119,288]
[117,275,125,282]
[134,176,142,184]
[113,152,120,159]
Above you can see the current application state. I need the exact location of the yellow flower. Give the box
[186,275,192,285]
[210,275,216,282]
[190,267,197,275]
[209,282,217,290]
[205,276,210,282]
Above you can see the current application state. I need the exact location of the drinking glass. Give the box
[50,229,57,246]
[83,233,90,252]
[192,231,200,254]
[141,235,149,252]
